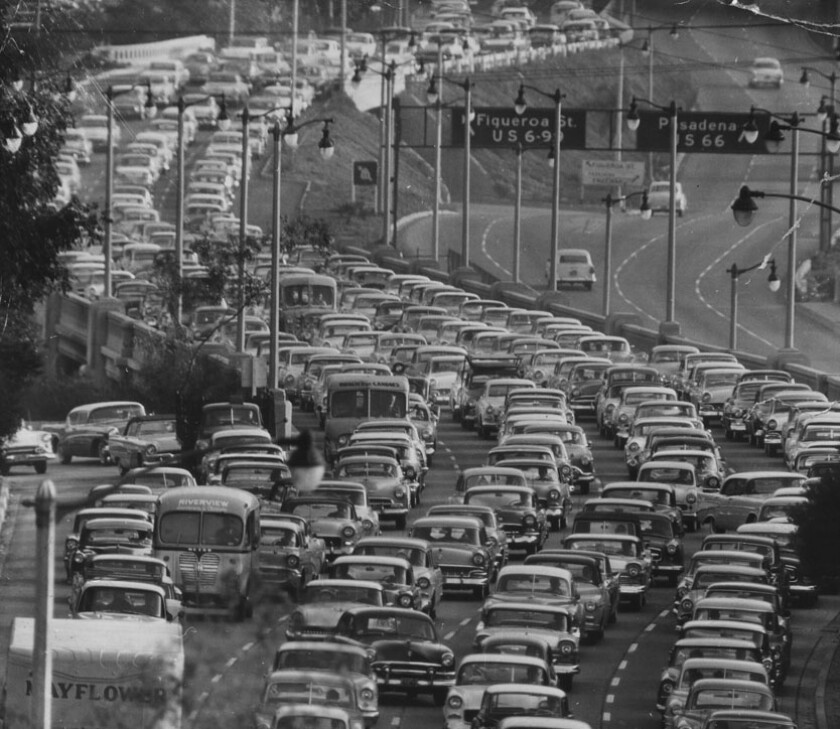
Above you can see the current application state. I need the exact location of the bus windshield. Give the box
[158,511,245,547]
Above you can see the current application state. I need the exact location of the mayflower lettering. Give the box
[25,680,170,704]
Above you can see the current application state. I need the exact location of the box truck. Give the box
[1,617,183,729]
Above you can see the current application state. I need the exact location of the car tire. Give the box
[34,461,47,475]
[395,515,407,530]
[96,441,110,465]
[57,444,72,465]
[585,281,593,291]
[709,518,724,534]
[0,462,9,476]
[557,675,573,692]
[473,583,488,600]
[549,516,561,532]
[608,605,618,624]
[433,688,448,706]
[764,443,777,457]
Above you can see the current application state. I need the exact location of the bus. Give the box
[154,486,260,619]
[278,273,337,340]
[324,374,410,464]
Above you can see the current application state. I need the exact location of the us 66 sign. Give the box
[634,110,772,154]
[452,107,588,149]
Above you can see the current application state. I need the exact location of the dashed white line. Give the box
[444,631,456,640]
[603,711,611,722]
[210,674,222,684]
[644,623,656,632]
[659,609,670,619]
[606,694,615,704]
[610,677,621,687]
[224,657,237,669]
[618,660,628,670]
[459,618,471,627]
[390,717,401,727]
[628,642,638,653]
[242,641,254,652]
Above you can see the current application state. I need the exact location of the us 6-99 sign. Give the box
[451,107,587,149]
[634,110,772,154]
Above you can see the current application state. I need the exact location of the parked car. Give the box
[0,422,55,475]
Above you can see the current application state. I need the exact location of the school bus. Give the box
[154,486,260,619]
[324,374,410,464]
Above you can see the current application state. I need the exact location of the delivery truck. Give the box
[1,617,183,729]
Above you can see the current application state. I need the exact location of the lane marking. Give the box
[628,642,638,653]
[224,657,237,669]
[391,718,401,727]
[618,660,627,670]
[603,712,611,722]
[459,618,471,627]
[606,694,615,704]
[659,610,670,619]
[210,674,222,684]
[644,623,656,632]
[610,677,621,687]
[242,641,254,652]
[444,631,456,641]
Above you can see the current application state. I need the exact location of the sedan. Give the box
[647,180,686,216]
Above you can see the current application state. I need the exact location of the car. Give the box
[77,114,114,150]
[695,471,807,533]
[333,606,455,705]
[668,679,775,729]
[562,533,651,610]
[269,641,378,726]
[0,422,55,475]
[647,180,687,216]
[607,386,678,447]
[266,704,355,729]
[201,71,250,104]
[330,555,422,612]
[688,367,746,426]
[68,517,154,582]
[425,504,508,570]
[469,683,572,727]
[473,602,580,690]
[463,485,548,555]
[661,658,770,728]
[489,457,571,530]
[71,579,169,621]
[672,563,770,627]
[280,496,366,563]
[258,517,326,599]
[749,57,784,88]
[334,455,411,529]
[524,550,617,640]
[198,428,274,480]
[409,516,496,599]
[105,414,180,474]
[442,653,554,729]
[56,401,146,465]
[451,466,528,503]
[316,480,381,537]
[656,637,766,714]
[285,579,385,641]
[637,460,702,531]
[698,711,796,729]
[483,565,585,630]
[352,536,445,619]
[721,372,793,440]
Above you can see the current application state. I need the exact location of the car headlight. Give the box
[342,526,356,539]
[284,374,296,385]
[680,597,693,612]
[549,489,561,500]
[666,542,678,555]
[685,492,697,504]
[34,445,46,454]
[395,486,406,498]
[485,405,496,415]
[441,652,455,667]
[627,563,641,577]
[360,687,375,702]
[404,465,416,478]
[286,554,300,569]
[472,552,486,566]
[585,601,596,612]
[560,465,572,479]
[73,553,85,563]
[447,695,463,709]
[362,519,374,532]
[486,536,498,547]
[337,434,350,446]
[763,657,774,672]
[579,455,591,465]
[558,640,574,656]
[618,413,629,424]
[255,718,271,729]
[422,428,433,439]
[767,419,777,430]
[417,577,430,589]
[398,593,413,607]
[145,443,157,456]
[366,648,377,661]
[65,538,78,551]
[523,515,536,528]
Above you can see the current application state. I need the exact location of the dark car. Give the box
[56,401,146,464]
[333,606,455,705]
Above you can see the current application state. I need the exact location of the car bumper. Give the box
[441,570,491,587]
[374,669,455,691]
[618,584,648,596]
[505,532,542,548]
[258,567,303,589]
[1,454,48,467]
[725,418,747,432]
[698,404,723,419]
[553,662,580,675]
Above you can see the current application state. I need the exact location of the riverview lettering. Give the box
[25,680,167,704]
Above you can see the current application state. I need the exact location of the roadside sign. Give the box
[633,110,772,154]
[581,159,645,186]
[451,107,588,150]
[353,160,378,186]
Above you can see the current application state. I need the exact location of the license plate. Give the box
[401,677,418,686]
[731,423,746,430]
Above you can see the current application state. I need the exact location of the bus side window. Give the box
[246,512,257,548]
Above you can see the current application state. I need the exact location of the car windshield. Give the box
[301,584,381,605]
[275,649,367,674]
[338,462,397,479]
[411,525,480,545]
[356,545,425,568]
[639,467,694,485]
[606,487,671,505]
[484,608,569,631]
[496,572,570,596]
[350,614,435,640]
[289,502,351,520]
[334,563,408,584]
[466,491,533,509]
[485,691,565,717]
[262,681,353,710]
[458,661,546,685]
[566,539,637,557]
[89,405,144,422]
[691,688,772,710]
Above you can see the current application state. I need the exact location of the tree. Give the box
[0,25,100,440]
[792,472,840,592]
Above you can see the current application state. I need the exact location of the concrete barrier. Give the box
[92,35,215,65]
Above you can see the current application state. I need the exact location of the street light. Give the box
[726,255,779,351]
[626,96,680,330]
[513,83,564,291]
[639,24,679,182]
[429,74,473,267]
[603,191,651,317]
[174,93,230,325]
[801,67,838,252]
[741,108,840,351]
[267,113,335,390]
[104,82,156,299]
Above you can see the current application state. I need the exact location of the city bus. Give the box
[278,272,337,340]
[153,486,260,619]
[324,374,410,464]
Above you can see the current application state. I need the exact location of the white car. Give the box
[749,57,783,88]
[647,181,687,217]
[555,249,596,290]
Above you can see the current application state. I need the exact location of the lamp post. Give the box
[104,82,156,299]
[626,96,679,328]
[742,109,840,351]
[174,94,230,326]
[639,24,679,182]
[513,84,564,291]
[267,114,335,390]
[513,142,523,283]
[726,256,780,351]
[800,67,838,252]
[603,191,651,316]
[428,74,473,267]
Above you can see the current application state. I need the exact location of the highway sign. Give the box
[581,159,645,186]
[451,107,588,149]
[634,110,772,154]
[353,160,378,186]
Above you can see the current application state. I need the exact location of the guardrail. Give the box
[92,35,216,65]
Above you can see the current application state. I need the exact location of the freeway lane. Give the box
[1,405,836,729]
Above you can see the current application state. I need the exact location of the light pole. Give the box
[513,142,523,283]
[726,256,780,351]
[639,24,679,182]
[626,96,679,328]
[742,108,840,351]
[427,64,444,263]
[800,67,838,252]
[603,191,651,316]
[174,94,230,325]
[104,82,156,299]
[513,84,564,291]
[429,74,474,267]
[730,184,840,352]
[267,114,335,390]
